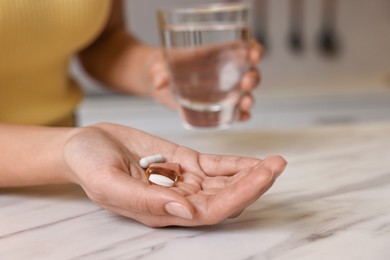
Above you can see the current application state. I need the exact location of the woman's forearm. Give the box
[0,124,75,187]
[78,0,158,96]
[78,30,156,96]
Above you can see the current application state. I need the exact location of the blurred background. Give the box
[74,0,390,128]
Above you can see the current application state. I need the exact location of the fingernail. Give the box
[165,202,193,219]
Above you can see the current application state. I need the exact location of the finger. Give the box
[150,62,170,90]
[239,94,254,113]
[261,155,288,178]
[153,86,177,110]
[237,94,253,122]
[101,204,188,227]
[202,163,277,224]
[238,111,250,122]
[249,40,264,65]
[85,167,195,220]
[240,68,261,92]
[198,154,262,177]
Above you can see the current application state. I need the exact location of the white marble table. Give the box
[1,95,390,260]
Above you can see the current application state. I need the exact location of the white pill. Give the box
[149,174,174,187]
[139,154,165,168]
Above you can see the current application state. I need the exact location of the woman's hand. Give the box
[63,123,286,227]
[148,40,263,121]
[80,1,262,121]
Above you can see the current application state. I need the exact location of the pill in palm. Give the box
[139,154,165,168]
[145,163,182,187]
[148,174,175,187]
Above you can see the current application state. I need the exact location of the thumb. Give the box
[94,168,194,220]
[144,184,194,220]
[149,61,178,110]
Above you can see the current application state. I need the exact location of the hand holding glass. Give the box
[158,3,251,129]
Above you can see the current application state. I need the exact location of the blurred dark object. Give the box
[288,0,305,54]
[318,0,340,57]
[252,0,269,52]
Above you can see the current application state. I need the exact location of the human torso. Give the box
[0,0,111,125]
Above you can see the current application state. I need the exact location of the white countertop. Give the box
[1,92,390,260]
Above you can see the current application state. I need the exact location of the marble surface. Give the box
[1,94,390,260]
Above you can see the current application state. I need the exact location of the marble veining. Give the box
[1,96,390,260]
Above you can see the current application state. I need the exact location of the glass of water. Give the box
[157,2,251,129]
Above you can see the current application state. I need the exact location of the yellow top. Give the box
[0,0,111,126]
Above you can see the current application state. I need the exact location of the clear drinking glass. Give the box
[157,2,251,129]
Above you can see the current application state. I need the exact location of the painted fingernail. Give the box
[165,202,193,219]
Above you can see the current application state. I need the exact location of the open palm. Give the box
[63,123,286,227]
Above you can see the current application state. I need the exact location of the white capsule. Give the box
[139,154,165,168]
[149,174,174,187]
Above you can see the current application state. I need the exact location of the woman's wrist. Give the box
[0,125,80,187]
[59,126,87,185]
